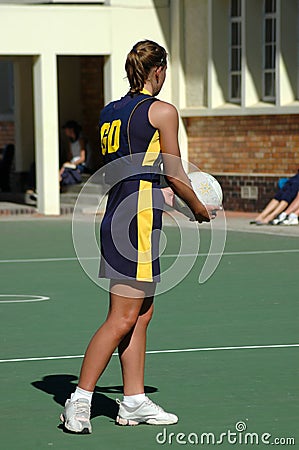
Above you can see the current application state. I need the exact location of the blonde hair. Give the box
[125,40,167,94]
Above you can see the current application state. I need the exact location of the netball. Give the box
[188,171,223,207]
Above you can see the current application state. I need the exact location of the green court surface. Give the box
[0,216,298,449]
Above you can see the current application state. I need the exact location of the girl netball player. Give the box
[60,40,214,434]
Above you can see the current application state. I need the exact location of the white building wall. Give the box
[0,1,172,214]
[180,0,299,117]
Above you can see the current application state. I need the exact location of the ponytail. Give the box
[125,40,167,94]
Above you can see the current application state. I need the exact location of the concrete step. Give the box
[62,172,109,195]
[62,182,106,195]
[0,201,36,216]
[60,192,103,205]
[60,192,108,214]
[0,191,107,215]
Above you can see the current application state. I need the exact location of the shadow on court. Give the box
[31,374,158,424]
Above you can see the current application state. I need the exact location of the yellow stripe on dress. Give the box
[142,130,160,167]
[136,180,153,282]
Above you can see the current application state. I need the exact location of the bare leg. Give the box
[78,290,145,392]
[254,199,279,222]
[260,200,288,224]
[283,193,299,215]
[118,297,154,396]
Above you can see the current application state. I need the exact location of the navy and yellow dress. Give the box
[99,90,164,283]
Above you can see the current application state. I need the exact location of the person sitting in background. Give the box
[24,161,37,205]
[0,144,14,192]
[272,191,299,225]
[61,120,87,170]
[59,120,90,186]
[250,171,299,225]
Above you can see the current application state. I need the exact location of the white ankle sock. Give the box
[122,393,146,407]
[71,386,93,405]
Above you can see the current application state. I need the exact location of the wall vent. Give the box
[241,186,258,199]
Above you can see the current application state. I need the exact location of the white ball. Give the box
[189,171,223,206]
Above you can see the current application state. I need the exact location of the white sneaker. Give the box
[60,398,92,434]
[283,213,298,225]
[116,397,178,426]
[272,212,287,225]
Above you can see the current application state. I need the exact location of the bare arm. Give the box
[149,101,210,222]
[73,149,86,166]
[73,139,86,166]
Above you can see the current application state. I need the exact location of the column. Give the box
[33,53,60,215]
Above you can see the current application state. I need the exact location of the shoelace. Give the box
[144,398,165,413]
[73,401,90,420]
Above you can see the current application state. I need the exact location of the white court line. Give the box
[0,343,298,364]
[0,248,299,264]
[0,295,49,304]
[0,257,80,264]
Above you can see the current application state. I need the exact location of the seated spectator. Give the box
[24,161,37,205]
[0,144,14,192]
[251,171,299,225]
[272,192,299,225]
[59,120,90,186]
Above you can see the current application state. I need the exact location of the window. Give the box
[263,0,276,101]
[229,0,242,103]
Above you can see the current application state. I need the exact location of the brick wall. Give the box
[0,121,15,150]
[216,174,281,212]
[185,114,299,211]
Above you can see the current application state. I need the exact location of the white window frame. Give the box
[263,0,277,102]
[229,0,242,104]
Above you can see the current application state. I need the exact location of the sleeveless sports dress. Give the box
[98,91,164,283]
